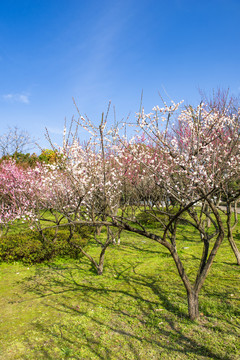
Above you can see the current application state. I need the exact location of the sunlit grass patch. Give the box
[0,223,239,359]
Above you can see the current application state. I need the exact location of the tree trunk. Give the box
[97,266,103,275]
[227,202,240,266]
[187,291,199,320]
[204,203,211,228]
[97,246,107,275]
[169,246,199,320]
[228,235,240,265]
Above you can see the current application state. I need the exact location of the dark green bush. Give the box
[0,227,91,264]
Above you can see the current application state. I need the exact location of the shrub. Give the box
[0,227,90,264]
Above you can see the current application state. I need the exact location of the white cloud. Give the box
[2,93,30,104]
[18,94,29,104]
[47,127,64,135]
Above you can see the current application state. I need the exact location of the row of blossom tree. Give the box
[1,99,240,320]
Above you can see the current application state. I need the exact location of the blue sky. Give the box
[0,0,240,151]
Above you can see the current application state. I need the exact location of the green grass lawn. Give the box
[0,226,240,359]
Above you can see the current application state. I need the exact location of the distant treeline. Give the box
[0,149,60,167]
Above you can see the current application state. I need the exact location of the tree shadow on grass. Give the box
[15,260,237,360]
[126,242,167,256]
[22,303,229,360]
[200,287,240,331]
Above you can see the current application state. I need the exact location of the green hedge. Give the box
[0,227,91,264]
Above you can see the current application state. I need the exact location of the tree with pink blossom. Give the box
[0,159,39,233]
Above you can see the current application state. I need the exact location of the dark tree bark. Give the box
[187,291,199,320]
[113,196,225,321]
[226,202,240,265]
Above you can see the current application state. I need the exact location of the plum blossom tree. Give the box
[0,128,120,274]
[0,161,28,224]
[108,101,240,320]
[0,159,42,235]
[199,88,240,265]
[34,112,125,275]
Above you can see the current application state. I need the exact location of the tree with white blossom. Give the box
[108,100,240,320]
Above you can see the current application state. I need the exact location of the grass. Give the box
[0,222,240,360]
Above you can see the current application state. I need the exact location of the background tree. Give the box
[0,126,34,157]
[199,88,240,265]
